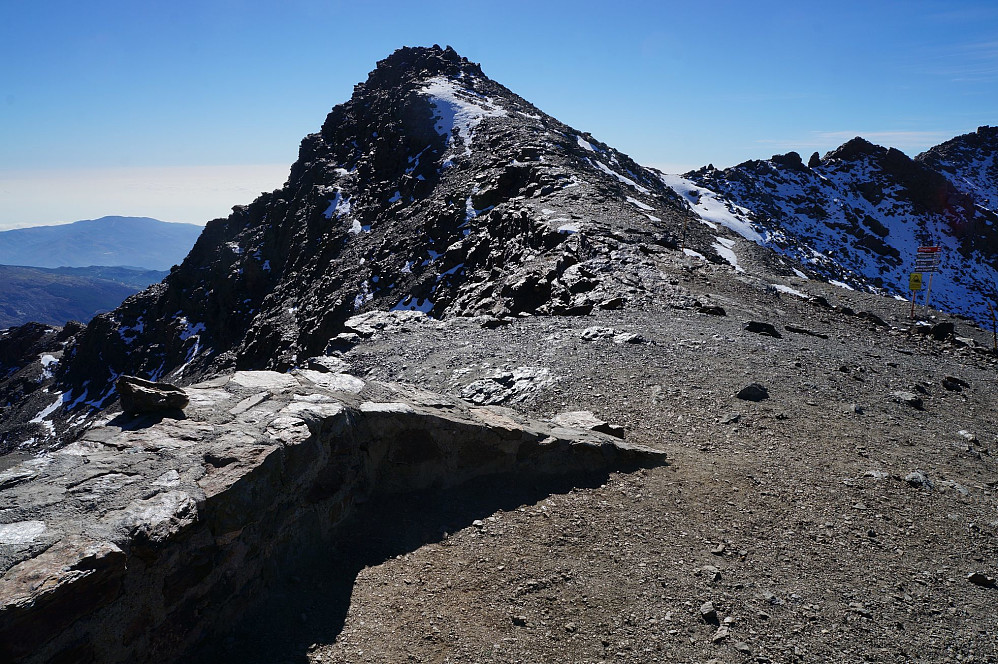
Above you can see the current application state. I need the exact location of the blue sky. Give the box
[1,0,996,228]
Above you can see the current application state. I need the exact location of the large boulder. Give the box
[116,376,189,414]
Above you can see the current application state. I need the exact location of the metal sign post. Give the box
[989,301,997,352]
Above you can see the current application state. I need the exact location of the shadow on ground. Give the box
[190,470,616,663]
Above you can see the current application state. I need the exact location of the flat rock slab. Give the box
[0,369,665,664]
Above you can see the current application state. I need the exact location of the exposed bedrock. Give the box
[0,369,664,663]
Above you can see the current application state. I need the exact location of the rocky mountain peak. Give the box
[360,45,484,92]
[822,136,884,162]
[0,45,695,453]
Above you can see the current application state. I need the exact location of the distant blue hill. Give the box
[0,216,203,270]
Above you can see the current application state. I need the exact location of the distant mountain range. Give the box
[0,216,202,328]
[0,216,203,270]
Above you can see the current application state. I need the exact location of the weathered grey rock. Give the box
[736,383,769,401]
[459,366,555,405]
[116,375,189,414]
[306,356,350,373]
[581,326,616,341]
[552,410,625,439]
[700,601,718,624]
[891,391,923,410]
[0,370,665,663]
[697,565,722,582]
[719,412,741,424]
[904,470,933,490]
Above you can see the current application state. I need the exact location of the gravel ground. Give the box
[208,256,998,664]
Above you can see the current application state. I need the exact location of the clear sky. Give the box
[2,0,996,229]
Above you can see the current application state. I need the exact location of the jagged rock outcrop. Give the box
[0,368,665,663]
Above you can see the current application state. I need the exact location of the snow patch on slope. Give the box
[421,76,507,158]
[657,173,764,242]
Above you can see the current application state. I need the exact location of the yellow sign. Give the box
[909,272,923,291]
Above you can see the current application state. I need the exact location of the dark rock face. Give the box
[116,376,189,414]
[0,45,699,453]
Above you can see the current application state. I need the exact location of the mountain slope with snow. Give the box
[669,132,998,323]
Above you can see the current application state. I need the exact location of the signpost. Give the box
[909,272,923,318]
[989,301,997,352]
[915,246,942,307]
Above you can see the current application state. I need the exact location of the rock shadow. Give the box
[190,470,616,664]
[105,409,187,430]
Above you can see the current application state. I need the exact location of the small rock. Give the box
[552,410,625,438]
[711,625,730,642]
[733,641,751,653]
[857,311,888,327]
[785,324,829,339]
[599,297,626,310]
[711,543,726,555]
[580,326,616,341]
[117,375,189,414]
[904,470,933,490]
[736,383,769,402]
[958,430,977,443]
[942,376,970,392]
[931,321,955,341]
[939,480,970,496]
[698,305,726,316]
[564,622,577,633]
[844,403,864,414]
[480,316,512,329]
[848,602,872,618]
[743,321,783,338]
[967,572,996,588]
[511,615,528,627]
[890,391,923,410]
[719,412,741,425]
[700,601,719,624]
[761,590,784,606]
[699,565,722,582]
[612,332,644,344]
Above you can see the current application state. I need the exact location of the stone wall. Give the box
[0,369,664,663]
